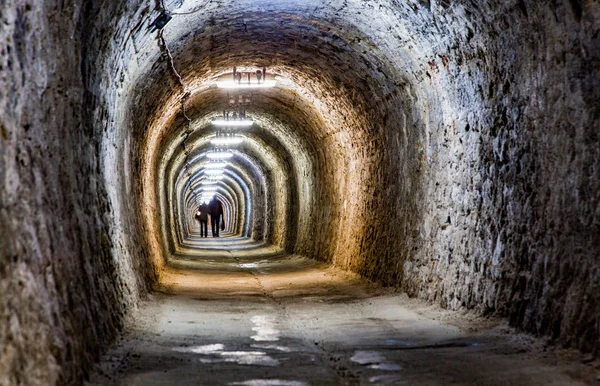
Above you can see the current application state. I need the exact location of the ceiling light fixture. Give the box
[204,162,227,169]
[216,79,276,89]
[216,66,276,89]
[204,169,224,175]
[212,119,253,127]
[211,136,243,146]
[206,151,233,159]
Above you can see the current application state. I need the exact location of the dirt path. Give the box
[87,246,598,385]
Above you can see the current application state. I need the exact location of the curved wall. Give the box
[1,0,598,383]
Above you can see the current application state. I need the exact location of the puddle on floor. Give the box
[173,344,225,354]
[220,351,279,366]
[220,351,267,357]
[172,316,283,367]
[368,363,402,371]
[230,380,307,386]
[251,343,292,352]
[369,374,407,384]
[173,344,279,366]
[251,315,280,342]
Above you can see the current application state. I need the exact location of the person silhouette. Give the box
[196,201,209,237]
[208,196,224,237]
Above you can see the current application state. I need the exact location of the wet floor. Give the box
[88,238,597,385]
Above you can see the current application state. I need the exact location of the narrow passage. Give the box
[88,243,595,385]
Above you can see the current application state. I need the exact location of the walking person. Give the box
[195,201,209,237]
[208,196,224,237]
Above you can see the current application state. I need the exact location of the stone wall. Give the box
[0,1,144,384]
[401,0,600,354]
[106,0,600,355]
[0,1,598,384]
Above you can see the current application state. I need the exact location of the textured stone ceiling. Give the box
[91,0,598,359]
[1,0,598,383]
[123,0,429,268]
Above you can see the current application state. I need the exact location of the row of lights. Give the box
[196,67,276,204]
[216,67,276,89]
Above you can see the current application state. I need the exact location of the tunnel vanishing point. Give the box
[0,0,599,384]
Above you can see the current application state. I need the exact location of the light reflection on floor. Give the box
[173,344,280,367]
[88,237,595,386]
[251,315,280,342]
[229,380,308,386]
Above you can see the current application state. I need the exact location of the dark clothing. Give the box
[199,219,208,237]
[198,203,209,221]
[208,199,224,216]
[195,204,209,237]
[211,214,221,237]
[208,198,224,237]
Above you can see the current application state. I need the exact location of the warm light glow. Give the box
[211,136,243,146]
[216,80,277,89]
[212,119,253,127]
[206,151,233,159]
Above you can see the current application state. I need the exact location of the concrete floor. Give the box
[88,237,598,385]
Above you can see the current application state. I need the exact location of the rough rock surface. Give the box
[0,0,598,384]
[0,1,145,384]
[402,1,600,354]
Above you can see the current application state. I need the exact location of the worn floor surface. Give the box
[88,238,599,385]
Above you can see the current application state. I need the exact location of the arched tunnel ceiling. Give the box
[2,0,599,383]
[93,0,599,358]
[128,0,430,271]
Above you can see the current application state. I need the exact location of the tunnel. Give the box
[0,0,599,384]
